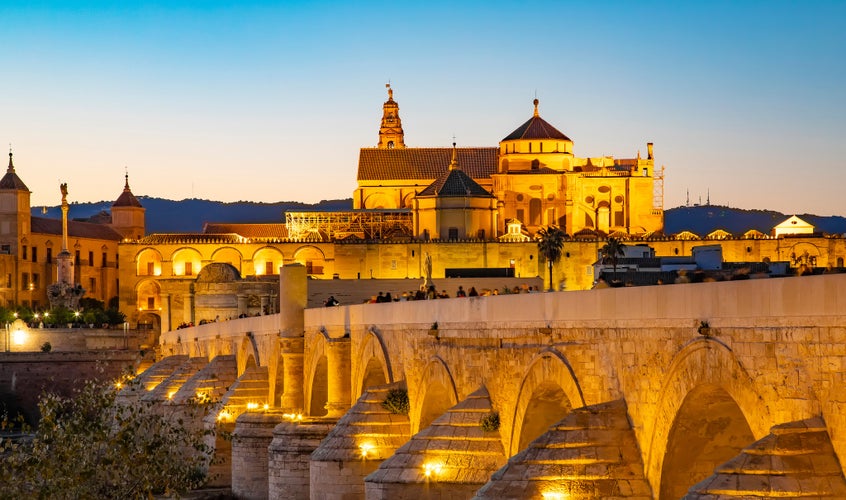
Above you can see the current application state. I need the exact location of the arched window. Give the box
[387,141,394,149]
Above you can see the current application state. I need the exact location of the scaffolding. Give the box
[285,210,414,241]
[653,165,665,211]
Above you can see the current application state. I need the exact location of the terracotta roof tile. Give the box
[357,147,497,181]
[30,216,122,241]
[502,115,571,142]
[113,190,143,208]
[203,223,288,239]
[136,233,251,245]
[417,169,493,198]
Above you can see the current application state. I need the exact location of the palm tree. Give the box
[536,226,566,291]
[599,237,627,281]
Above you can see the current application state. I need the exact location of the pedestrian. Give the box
[468,286,478,297]
[456,286,466,297]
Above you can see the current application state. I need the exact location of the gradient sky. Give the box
[1,1,844,215]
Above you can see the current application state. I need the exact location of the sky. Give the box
[0,1,844,215]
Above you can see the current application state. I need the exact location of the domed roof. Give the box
[502,99,571,142]
[112,173,143,208]
[417,146,493,198]
[0,151,30,191]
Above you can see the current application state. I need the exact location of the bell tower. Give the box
[377,83,405,149]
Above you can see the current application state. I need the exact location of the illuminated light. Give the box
[246,402,259,411]
[283,412,305,422]
[541,492,567,500]
[44,312,49,318]
[167,390,176,400]
[115,381,123,390]
[359,442,374,458]
[263,404,269,411]
[423,462,442,478]
[13,312,18,318]
[12,329,25,346]
[74,311,80,318]
[217,409,233,422]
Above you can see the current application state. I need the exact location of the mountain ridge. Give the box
[32,198,846,236]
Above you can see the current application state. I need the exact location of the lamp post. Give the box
[4,322,9,352]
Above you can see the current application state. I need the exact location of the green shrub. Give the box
[381,388,410,415]
[40,342,52,353]
[480,412,500,432]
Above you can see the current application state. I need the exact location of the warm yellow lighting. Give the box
[246,402,259,411]
[359,442,374,458]
[263,403,269,411]
[33,313,40,320]
[115,381,123,390]
[44,312,49,318]
[283,412,305,422]
[423,462,442,478]
[541,492,567,500]
[74,311,80,318]
[195,391,210,403]
[12,329,25,346]
[167,390,176,400]
[217,409,233,422]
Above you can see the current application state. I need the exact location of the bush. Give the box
[0,377,215,498]
[480,411,500,432]
[381,388,410,415]
[40,342,52,353]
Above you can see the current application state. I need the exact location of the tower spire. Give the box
[124,167,130,191]
[533,98,539,117]
[449,140,459,170]
[377,84,405,149]
[7,145,14,173]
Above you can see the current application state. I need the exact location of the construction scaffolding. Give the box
[653,165,665,211]
[285,210,414,241]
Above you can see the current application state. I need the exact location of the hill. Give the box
[32,199,846,236]
[664,205,846,236]
[34,198,353,233]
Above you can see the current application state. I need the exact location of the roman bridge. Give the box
[133,265,846,499]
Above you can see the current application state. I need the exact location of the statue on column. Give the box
[47,182,85,309]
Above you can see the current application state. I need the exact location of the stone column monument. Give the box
[47,183,84,309]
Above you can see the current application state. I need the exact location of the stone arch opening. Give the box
[136,247,163,276]
[353,330,393,399]
[252,246,284,276]
[413,357,458,433]
[645,338,773,498]
[211,247,243,273]
[509,349,585,456]
[360,357,387,393]
[244,354,257,370]
[309,355,328,417]
[237,336,261,376]
[293,246,326,277]
[171,247,203,277]
[659,384,754,500]
[516,381,571,452]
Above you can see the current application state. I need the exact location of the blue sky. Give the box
[1,1,844,215]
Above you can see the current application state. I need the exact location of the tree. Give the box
[599,237,627,281]
[537,226,567,291]
[0,376,215,498]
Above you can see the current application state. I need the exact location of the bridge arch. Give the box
[353,328,393,398]
[646,337,770,499]
[411,356,458,434]
[304,331,330,417]
[236,334,261,376]
[509,347,586,456]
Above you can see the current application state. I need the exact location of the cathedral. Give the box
[354,85,664,239]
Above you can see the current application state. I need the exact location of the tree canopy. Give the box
[537,226,567,291]
[0,376,215,499]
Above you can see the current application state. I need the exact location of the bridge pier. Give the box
[279,338,305,410]
[231,411,286,500]
[325,336,352,417]
[268,419,335,499]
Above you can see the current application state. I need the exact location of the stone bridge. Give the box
[133,265,846,499]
